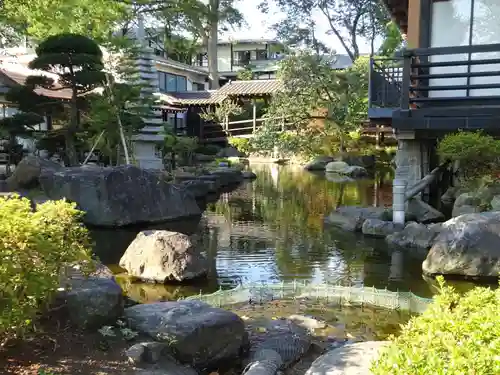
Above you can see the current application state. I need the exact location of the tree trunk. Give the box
[67,87,79,166]
[207,0,220,89]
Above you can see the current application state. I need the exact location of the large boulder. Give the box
[39,165,201,226]
[56,262,124,329]
[304,156,335,171]
[305,341,389,375]
[423,212,500,278]
[452,192,483,217]
[124,300,246,369]
[119,230,208,283]
[386,222,442,253]
[325,162,368,178]
[324,206,390,232]
[7,155,62,190]
[340,154,377,169]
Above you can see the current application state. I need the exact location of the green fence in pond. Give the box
[183,281,434,314]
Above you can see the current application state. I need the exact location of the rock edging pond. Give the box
[325,205,500,279]
[4,155,254,227]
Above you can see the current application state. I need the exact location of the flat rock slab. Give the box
[305,341,389,375]
[125,300,246,369]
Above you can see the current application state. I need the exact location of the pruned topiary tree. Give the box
[28,33,106,165]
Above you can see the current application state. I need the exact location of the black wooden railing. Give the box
[400,43,500,110]
[368,57,404,109]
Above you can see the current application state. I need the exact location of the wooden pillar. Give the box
[407,0,422,48]
[252,99,257,132]
[224,114,229,132]
[172,111,177,170]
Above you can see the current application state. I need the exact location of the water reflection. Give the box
[93,164,439,301]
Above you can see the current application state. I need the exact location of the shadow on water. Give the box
[90,163,480,303]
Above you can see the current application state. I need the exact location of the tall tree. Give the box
[28,34,106,165]
[154,0,244,89]
[252,51,369,155]
[260,0,389,60]
[2,0,129,43]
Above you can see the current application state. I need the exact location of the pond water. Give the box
[91,163,472,303]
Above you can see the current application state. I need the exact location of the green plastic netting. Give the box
[183,281,433,314]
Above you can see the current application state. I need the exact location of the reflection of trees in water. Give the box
[205,164,394,282]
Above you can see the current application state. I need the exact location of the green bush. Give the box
[0,196,92,341]
[228,137,251,155]
[371,277,500,375]
[437,130,500,180]
[195,144,220,155]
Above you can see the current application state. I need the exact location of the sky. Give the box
[221,0,376,56]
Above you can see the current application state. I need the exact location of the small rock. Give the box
[304,156,335,171]
[242,171,257,179]
[362,219,401,238]
[126,342,169,364]
[126,344,146,364]
[406,198,445,223]
[325,161,349,173]
[342,165,368,178]
[324,206,390,232]
[119,230,208,283]
[288,314,327,331]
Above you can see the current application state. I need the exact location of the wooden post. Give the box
[252,99,257,132]
[172,112,177,171]
[224,114,229,132]
[281,115,285,132]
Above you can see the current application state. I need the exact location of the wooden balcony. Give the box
[392,43,500,132]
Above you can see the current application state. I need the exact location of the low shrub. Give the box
[371,277,500,375]
[228,137,251,155]
[0,196,92,341]
[195,144,220,155]
[437,130,500,181]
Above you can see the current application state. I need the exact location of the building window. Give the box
[256,49,268,60]
[176,75,187,91]
[193,53,208,67]
[233,50,251,66]
[158,72,188,92]
[193,82,205,91]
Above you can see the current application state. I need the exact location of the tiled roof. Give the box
[156,90,225,106]
[217,79,283,96]
[0,66,73,100]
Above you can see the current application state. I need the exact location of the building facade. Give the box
[191,39,285,81]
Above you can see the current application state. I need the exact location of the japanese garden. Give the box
[0,0,499,375]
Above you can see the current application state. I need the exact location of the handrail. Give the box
[405,160,451,201]
[405,42,500,57]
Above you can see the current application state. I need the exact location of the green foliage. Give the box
[162,127,199,167]
[200,100,244,125]
[379,21,404,56]
[0,196,92,341]
[437,131,500,181]
[236,66,255,80]
[28,33,105,165]
[252,52,369,157]
[371,277,500,375]
[3,0,129,42]
[195,144,220,155]
[228,137,251,155]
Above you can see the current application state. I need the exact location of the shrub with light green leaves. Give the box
[437,130,500,181]
[228,137,251,155]
[0,196,92,341]
[371,277,500,375]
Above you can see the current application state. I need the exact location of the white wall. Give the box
[429,0,471,98]
[469,0,500,96]
[430,0,500,97]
